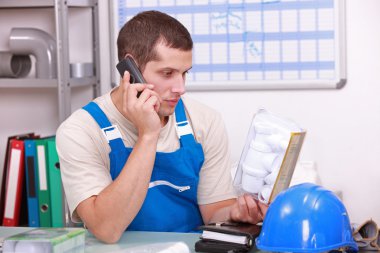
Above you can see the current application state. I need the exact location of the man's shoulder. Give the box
[57,96,108,137]
[56,108,95,142]
[181,95,224,137]
[181,95,220,119]
[58,94,109,131]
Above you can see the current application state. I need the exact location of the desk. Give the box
[0,227,201,253]
[1,227,367,253]
[86,230,201,252]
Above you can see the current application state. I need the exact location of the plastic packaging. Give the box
[233,108,305,204]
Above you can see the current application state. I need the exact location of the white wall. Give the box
[99,0,380,224]
[186,1,380,224]
[1,0,379,225]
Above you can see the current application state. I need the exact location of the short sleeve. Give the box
[189,105,237,205]
[56,109,112,222]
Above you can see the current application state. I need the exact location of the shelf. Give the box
[0,0,100,124]
[67,0,97,7]
[0,0,100,228]
[0,77,96,88]
[70,77,97,87]
[0,0,96,8]
[0,0,54,8]
[0,79,56,88]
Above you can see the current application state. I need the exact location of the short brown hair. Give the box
[117,10,193,71]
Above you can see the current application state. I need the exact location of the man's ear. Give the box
[124,54,138,64]
[124,54,144,71]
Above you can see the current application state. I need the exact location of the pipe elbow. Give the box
[9,27,57,78]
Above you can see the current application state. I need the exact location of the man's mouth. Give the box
[165,98,179,106]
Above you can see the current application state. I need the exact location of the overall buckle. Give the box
[101,125,122,143]
[175,120,193,138]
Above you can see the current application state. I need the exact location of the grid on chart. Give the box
[117,0,337,85]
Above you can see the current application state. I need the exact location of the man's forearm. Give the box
[208,205,232,224]
[200,195,267,226]
[199,199,236,225]
[77,134,158,243]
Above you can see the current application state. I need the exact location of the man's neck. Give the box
[160,116,169,126]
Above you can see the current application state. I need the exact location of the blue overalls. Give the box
[83,99,205,232]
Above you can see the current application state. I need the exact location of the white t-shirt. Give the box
[56,91,237,222]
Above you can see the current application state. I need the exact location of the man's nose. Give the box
[172,76,186,94]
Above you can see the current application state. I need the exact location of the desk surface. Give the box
[0,227,369,253]
[0,227,201,253]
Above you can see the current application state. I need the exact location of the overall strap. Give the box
[174,99,196,146]
[82,102,125,151]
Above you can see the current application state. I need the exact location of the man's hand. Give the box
[120,71,162,137]
[200,195,268,225]
[229,194,268,224]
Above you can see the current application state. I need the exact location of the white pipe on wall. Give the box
[9,27,56,78]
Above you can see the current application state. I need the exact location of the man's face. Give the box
[142,43,192,117]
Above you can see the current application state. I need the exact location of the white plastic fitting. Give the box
[258,185,273,204]
[9,28,57,78]
[245,142,278,172]
[241,163,268,194]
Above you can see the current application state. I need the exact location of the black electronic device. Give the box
[116,56,146,97]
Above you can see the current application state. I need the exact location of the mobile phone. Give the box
[116,56,146,97]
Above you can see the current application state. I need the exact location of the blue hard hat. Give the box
[256,183,358,253]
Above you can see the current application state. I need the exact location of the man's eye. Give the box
[163,71,172,77]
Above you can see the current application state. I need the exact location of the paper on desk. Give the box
[106,241,191,253]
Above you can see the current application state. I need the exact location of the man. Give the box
[56,10,267,243]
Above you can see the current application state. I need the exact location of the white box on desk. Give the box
[2,227,85,253]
